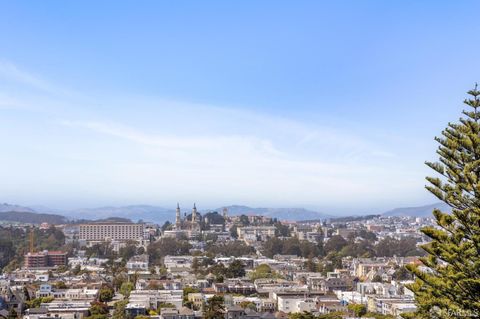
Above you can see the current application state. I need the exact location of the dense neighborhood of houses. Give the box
[0,205,434,319]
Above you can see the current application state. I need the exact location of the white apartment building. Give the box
[276,295,317,313]
[129,290,183,309]
[79,223,144,242]
[237,226,276,242]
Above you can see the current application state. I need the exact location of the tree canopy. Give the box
[405,87,480,318]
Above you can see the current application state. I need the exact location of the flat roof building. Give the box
[25,250,67,269]
[79,222,144,242]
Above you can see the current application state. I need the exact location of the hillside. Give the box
[382,202,451,218]
[216,205,332,221]
[62,205,175,223]
[0,211,68,224]
[0,203,36,213]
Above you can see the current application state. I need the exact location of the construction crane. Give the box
[29,227,35,253]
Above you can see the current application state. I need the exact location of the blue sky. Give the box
[1,1,479,214]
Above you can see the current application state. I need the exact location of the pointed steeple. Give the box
[175,203,181,227]
[192,203,197,222]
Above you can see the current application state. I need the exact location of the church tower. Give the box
[192,203,197,223]
[175,203,181,228]
[223,207,228,220]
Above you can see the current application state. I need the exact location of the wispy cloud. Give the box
[0,60,423,211]
[60,119,284,157]
[0,60,55,92]
[0,60,77,97]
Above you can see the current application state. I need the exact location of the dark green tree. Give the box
[288,312,315,319]
[226,259,246,278]
[119,282,134,298]
[393,266,413,281]
[86,301,109,319]
[98,285,114,302]
[347,304,367,317]
[405,87,480,318]
[324,235,348,254]
[229,225,238,239]
[112,300,128,319]
[204,295,224,319]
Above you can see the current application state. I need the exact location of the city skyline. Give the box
[1,1,480,214]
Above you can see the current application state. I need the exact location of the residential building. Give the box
[24,250,67,269]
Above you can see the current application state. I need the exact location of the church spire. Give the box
[192,203,197,223]
[175,203,181,228]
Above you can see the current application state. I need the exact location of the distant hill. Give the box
[0,211,67,224]
[0,203,36,213]
[216,205,332,221]
[382,202,451,218]
[64,205,331,223]
[61,204,332,223]
[329,214,381,223]
[0,201,453,224]
[71,217,133,224]
[63,205,175,223]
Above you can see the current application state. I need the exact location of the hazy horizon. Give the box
[2,1,480,213]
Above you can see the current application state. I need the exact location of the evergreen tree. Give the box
[405,87,480,318]
[204,295,224,319]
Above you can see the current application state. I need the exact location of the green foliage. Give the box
[262,237,323,258]
[347,304,367,317]
[0,237,15,270]
[357,229,377,241]
[161,221,172,232]
[248,264,283,280]
[324,235,348,254]
[322,234,421,259]
[288,312,316,319]
[192,257,200,272]
[364,313,395,319]
[204,295,224,319]
[0,225,67,271]
[374,237,423,257]
[204,259,246,279]
[317,312,344,319]
[304,258,318,272]
[392,266,413,280]
[85,242,115,259]
[98,286,114,302]
[147,238,192,264]
[229,225,238,239]
[113,300,128,319]
[239,301,256,310]
[405,87,480,318]
[226,260,246,278]
[118,241,139,261]
[119,281,134,298]
[26,296,54,309]
[206,240,254,257]
[86,301,109,319]
[274,221,291,237]
[53,281,68,289]
[203,211,225,225]
[239,215,250,226]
